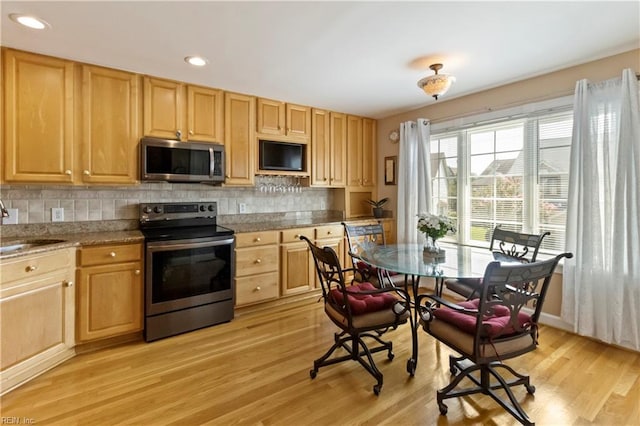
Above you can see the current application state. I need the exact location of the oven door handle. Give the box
[147,238,234,252]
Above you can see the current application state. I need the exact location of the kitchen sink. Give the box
[0,239,67,256]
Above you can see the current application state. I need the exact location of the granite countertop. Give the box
[0,214,393,259]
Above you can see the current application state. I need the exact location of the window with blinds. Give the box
[430,108,573,253]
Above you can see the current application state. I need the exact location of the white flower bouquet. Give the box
[417,213,456,241]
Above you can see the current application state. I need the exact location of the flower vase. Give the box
[423,235,440,253]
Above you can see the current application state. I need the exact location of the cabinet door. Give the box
[143,77,185,140]
[362,118,376,187]
[3,49,74,183]
[346,115,363,187]
[314,237,345,288]
[330,112,347,187]
[311,108,330,186]
[77,261,143,342]
[280,241,314,296]
[257,98,285,135]
[224,92,256,186]
[187,85,224,143]
[286,103,311,139]
[81,65,140,184]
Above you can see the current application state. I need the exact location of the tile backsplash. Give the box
[0,181,336,225]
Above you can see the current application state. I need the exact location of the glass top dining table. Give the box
[352,242,500,376]
[354,242,496,280]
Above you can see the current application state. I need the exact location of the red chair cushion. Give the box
[433,299,532,338]
[330,282,397,316]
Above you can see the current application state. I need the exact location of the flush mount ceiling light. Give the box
[417,63,456,100]
[184,56,209,67]
[9,13,51,30]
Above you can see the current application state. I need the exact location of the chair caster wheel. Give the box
[406,358,416,376]
[388,351,395,361]
[526,384,536,394]
[438,402,448,415]
[310,369,317,379]
[373,384,382,395]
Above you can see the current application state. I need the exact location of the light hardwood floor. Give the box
[1,298,639,425]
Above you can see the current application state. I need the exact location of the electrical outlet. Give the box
[52,207,64,222]
[1,209,18,225]
[238,203,247,214]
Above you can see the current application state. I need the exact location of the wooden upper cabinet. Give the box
[346,115,376,188]
[311,108,330,186]
[143,77,223,143]
[330,112,347,187]
[187,85,224,143]
[80,65,141,184]
[143,77,185,140]
[257,98,310,140]
[346,115,363,187]
[286,103,311,139]
[3,49,75,183]
[361,118,376,187]
[225,92,256,186]
[257,98,285,136]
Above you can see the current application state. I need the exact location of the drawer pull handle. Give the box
[255,259,261,264]
[255,237,261,242]
[109,252,116,257]
[64,281,73,287]
[255,286,261,291]
[135,270,141,275]
[26,265,38,272]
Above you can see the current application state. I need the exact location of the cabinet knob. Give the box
[135,270,141,275]
[26,265,38,272]
[65,170,72,175]
[323,178,327,181]
[189,130,194,135]
[109,252,116,257]
[255,286,261,291]
[255,258,261,264]
[83,170,90,176]
[255,237,261,242]
[64,281,73,287]
[294,234,300,239]
[176,130,182,139]
[327,231,332,235]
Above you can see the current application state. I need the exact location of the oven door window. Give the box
[149,242,231,304]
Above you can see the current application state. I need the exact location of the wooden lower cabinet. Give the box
[235,231,279,306]
[280,228,314,296]
[0,248,76,394]
[76,243,143,342]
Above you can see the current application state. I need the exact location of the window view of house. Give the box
[430,110,573,253]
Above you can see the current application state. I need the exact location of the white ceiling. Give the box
[1,1,639,119]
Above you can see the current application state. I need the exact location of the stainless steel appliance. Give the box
[140,137,225,183]
[140,202,235,341]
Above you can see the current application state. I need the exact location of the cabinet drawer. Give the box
[315,225,343,239]
[1,248,75,285]
[235,246,278,276]
[280,228,314,244]
[235,231,279,248]
[235,272,279,306]
[80,243,142,267]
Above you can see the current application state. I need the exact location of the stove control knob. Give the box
[153,206,162,214]
[208,205,215,212]
[143,206,153,214]
[200,205,206,212]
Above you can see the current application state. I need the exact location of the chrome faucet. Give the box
[0,199,9,218]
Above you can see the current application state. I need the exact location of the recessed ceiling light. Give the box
[184,56,209,67]
[9,13,51,30]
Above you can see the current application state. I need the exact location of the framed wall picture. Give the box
[384,156,397,185]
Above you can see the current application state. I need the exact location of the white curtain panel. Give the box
[562,69,640,351]
[396,118,432,243]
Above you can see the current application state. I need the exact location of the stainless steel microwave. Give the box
[140,137,225,183]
